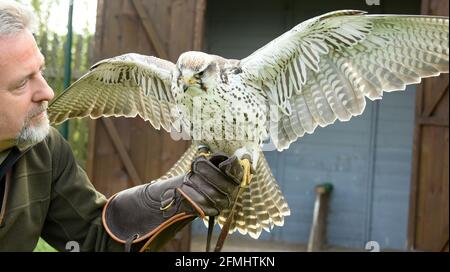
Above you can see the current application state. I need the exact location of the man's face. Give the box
[0,30,54,144]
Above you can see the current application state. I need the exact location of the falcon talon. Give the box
[197,152,211,158]
[197,145,211,158]
[239,158,253,188]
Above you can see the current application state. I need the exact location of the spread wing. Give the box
[240,10,449,150]
[48,53,177,132]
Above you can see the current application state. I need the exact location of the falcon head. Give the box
[175,51,218,96]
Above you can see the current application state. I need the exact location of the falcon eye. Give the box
[197,70,205,77]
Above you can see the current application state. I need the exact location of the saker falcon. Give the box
[48,10,449,239]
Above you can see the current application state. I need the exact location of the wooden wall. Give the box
[88,0,206,251]
[408,0,449,252]
[87,0,448,251]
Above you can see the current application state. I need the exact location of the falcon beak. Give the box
[182,77,197,92]
[182,83,189,92]
[185,77,197,86]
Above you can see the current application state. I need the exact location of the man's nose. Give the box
[32,74,54,102]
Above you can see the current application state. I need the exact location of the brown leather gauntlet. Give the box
[102,153,243,252]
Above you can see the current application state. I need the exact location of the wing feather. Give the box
[240,10,448,150]
[48,53,177,133]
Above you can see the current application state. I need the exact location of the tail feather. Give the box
[258,152,290,227]
[171,144,291,239]
[241,193,261,238]
[246,206,262,238]
[213,150,290,239]
[236,210,247,235]
[249,181,269,231]
[264,180,286,226]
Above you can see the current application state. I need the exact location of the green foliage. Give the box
[33,238,57,252]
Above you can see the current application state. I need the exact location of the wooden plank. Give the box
[121,3,157,183]
[87,37,95,66]
[415,127,449,250]
[86,119,97,181]
[90,0,124,193]
[160,136,189,177]
[193,0,207,51]
[409,87,449,251]
[423,0,449,16]
[93,0,105,61]
[131,0,169,60]
[169,0,196,58]
[159,0,197,177]
[441,239,449,252]
[142,0,172,59]
[431,77,449,119]
[118,1,139,53]
[135,3,163,181]
[408,94,423,251]
[94,154,129,197]
[407,1,421,248]
[159,0,197,252]
[417,117,449,127]
[91,117,129,197]
[408,0,449,251]
[87,0,104,183]
[87,0,207,251]
[110,0,142,186]
[131,119,163,182]
[101,0,122,58]
[102,118,142,187]
[423,80,449,117]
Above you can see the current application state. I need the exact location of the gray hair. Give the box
[0,0,37,36]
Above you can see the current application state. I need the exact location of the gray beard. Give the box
[16,102,50,146]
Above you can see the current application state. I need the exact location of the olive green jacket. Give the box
[0,127,122,252]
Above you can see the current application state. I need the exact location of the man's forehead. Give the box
[0,30,44,89]
[0,30,43,67]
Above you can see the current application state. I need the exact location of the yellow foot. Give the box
[239,158,253,188]
[198,151,211,158]
[197,146,211,158]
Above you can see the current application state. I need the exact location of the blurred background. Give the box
[21,0,448,252]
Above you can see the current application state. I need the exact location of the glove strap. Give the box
[205,216,215,252]
[213,185,246,252]
[138,213,196,252]
[124,234,139,252]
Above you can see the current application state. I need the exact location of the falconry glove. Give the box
[102,153,243,252]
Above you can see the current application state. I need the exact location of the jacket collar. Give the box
[0,139,35,165]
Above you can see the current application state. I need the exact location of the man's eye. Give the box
[17,80,28,89]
